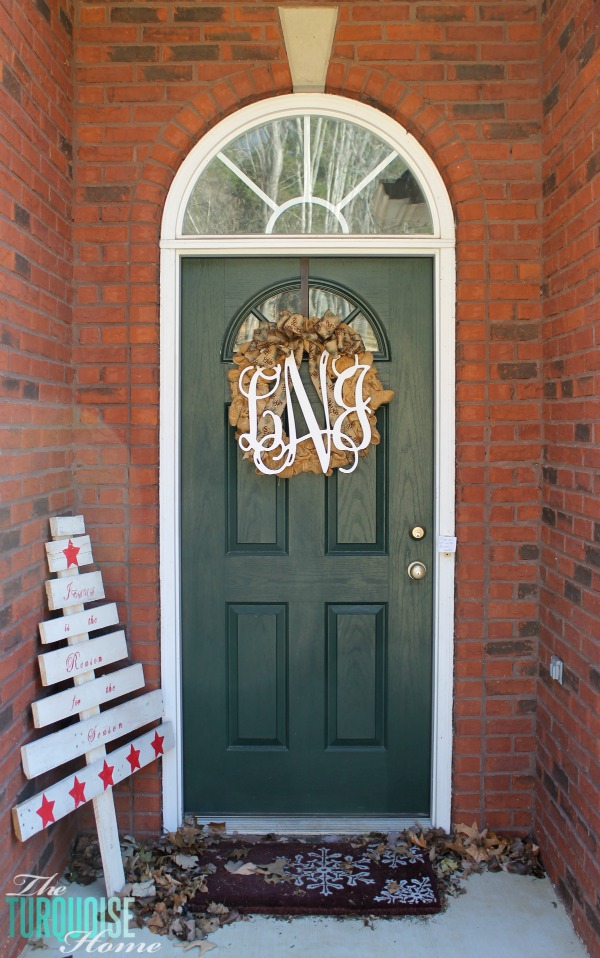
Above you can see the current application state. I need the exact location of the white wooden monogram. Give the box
[228,311,394,479]
[238,351,374,476]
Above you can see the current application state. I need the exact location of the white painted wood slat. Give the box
[21,689,164,779]
[32,664,145,728]
[45,535,93,573]
[45,571,104,611]
[38,602,119,646]
[49,516,85,537]
[38,630,127,687]
[13,722,174,841]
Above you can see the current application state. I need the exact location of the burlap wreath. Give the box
[228,310,394,477]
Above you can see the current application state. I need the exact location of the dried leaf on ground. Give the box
[224,861,258,876]
[196,917,220,936]
[220,908,240,926]
[207,902,229,916]
[168,917,188,939]
[131,880,156,898]
[174,854,199,869]
[147,903,169,934]
[254,857,293,884]
[456,822,482,842]
[168,824,205,849]
[154,872,182,893]
[227,847,250,860]
[407,830,428,849]
[177,940,217,955]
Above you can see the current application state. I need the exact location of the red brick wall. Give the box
[16,0,600,951]
[538,0,600,954]
[6,0,600,954]
[0,0,75,953]
[71,0,544,839]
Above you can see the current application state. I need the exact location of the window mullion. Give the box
[303,115,312,202]
[217,152,279,212]
[336,151,398,213]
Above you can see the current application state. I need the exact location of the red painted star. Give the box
[126,744,141,772]
[36,794,55,829]
[150,730,164,757]
[98,760,115,790]
[69,776,87,808]
[62,538,80,568]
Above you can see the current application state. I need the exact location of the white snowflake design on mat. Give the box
[288,847,375,897]
[374,876,437,905]
[366,843,426,867]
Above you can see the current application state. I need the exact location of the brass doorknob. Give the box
[407,561,427,580]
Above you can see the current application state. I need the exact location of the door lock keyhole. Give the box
[408,561,427,580]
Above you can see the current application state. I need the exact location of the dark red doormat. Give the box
[189,839,441,916]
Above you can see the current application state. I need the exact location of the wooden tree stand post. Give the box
[12,516,174,897]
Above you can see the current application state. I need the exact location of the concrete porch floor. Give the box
[18,870,589,958]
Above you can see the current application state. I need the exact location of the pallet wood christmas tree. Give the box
[12,516,174,897]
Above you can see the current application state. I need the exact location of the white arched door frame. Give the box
[159,94,456,833]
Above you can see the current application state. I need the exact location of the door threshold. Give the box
[193,816,432,835]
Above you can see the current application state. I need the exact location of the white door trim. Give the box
[159,94,456,833]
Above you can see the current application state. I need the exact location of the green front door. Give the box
[181,256,434,817]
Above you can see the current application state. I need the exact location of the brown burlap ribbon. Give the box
[228,310,394,477]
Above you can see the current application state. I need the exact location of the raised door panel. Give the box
[326,406,388,554]
[227,603,288,748]
[326,603,386,748]
[226,420,288,554]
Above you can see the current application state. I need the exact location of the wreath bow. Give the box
[228,310,394,477]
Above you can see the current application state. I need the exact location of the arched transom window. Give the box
[182,113,434,236]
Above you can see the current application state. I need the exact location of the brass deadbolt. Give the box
[410,526,426,540]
